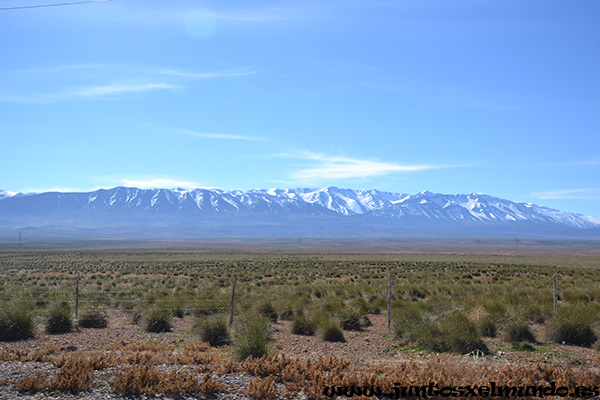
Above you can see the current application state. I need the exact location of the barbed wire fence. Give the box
[1,271,393,329]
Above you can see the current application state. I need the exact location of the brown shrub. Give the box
[123,350,162,365]
[0,349,29,362]
[29,345,61,362]
[114,365,226,397]
[240,354,293,377]
[245,376,278,399]
[113,365,162,396]
[183,341,211,354]
[48,355,95,394]
[86,351,118,370]
[14,373,48,393]
[282,381,301,397]
[197,372,227,393]
[175,341,213,365]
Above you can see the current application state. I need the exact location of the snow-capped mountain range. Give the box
[0,187,598,239]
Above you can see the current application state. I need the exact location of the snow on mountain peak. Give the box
[0,187,598,231]
[0,190,17,200]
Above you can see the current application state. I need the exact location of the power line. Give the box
[0,0,109,11]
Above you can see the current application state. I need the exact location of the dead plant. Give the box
[245,376,278,399]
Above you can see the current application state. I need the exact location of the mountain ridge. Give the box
[0,186,598,239]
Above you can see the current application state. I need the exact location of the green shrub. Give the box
[392,304,423,339]
[350,297,369,315]
[173,303,186,319]
[482,299,507,320]
[318,296,344,314]
[279,310,294,321]
[367,297,386,314]
[78,306,108,329]
[256,302,278,323]
[503,320,536,343]
[408,319,447,353]
[0,306,35,341]
[291,314,316,336]
[512,342,536,351]
[45,303,73,334]
[545,317,597,347]
[196,315,230,347]
[145,307,173,333]
[477,316,497,338]
[129,307,144,325]
[438,312,490,355]
[233,313,271,360]
[522,304,548,324]
[395,310,489,355]
[319,321,345,342]
[339,308,372,331]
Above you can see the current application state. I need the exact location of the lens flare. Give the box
[183,9,217,41]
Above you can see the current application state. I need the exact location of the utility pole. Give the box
[18,231,22,251]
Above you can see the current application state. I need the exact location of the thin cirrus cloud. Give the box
[87,4,310,26]
[173,128,264,142]
[156,69,259,79]
[0,82,178,104]
[284,152,441,181]
[531,189,600,200]
[20,187,81,194]
[115,178,205,189]
[570,158,600,166]
[211,7,308,23]
[72,82,178,97]
[0,65,257,104]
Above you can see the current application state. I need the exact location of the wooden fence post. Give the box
[229,275,237,327]
[553,274,559,317]
[75,272,80,326]
[387,273,392,330]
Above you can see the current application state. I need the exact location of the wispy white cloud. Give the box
[174,129,264,142]
[156,69,259,79]
[115,178,204,189]
[20,187,82,194]
[281,151,441,181]
[78,3,310,26]
[0,82,178,104]
[0,93,53,104]
[73,82,178,97]
[531,189,600,200]
[0,65,257,103]
[212,8,307,23]
[570,158,600,166]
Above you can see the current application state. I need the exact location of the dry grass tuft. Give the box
[197,372,228,393]
[48,355,95,393]
[13,373,49,393]
[113,364,162,396]
[245,376,278,399]
[239,354,293,377]
[5,338,600,399]
[113,364,227,397]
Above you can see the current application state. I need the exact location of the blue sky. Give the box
[1,0,599,217]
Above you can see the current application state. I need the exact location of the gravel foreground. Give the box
[0,360,309,400]
[1,312,598,400]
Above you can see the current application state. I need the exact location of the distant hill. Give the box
[0,187,598,239]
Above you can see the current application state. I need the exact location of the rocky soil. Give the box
[0,310,598,399]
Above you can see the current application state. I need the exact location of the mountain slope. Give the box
[0,187,598,239]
